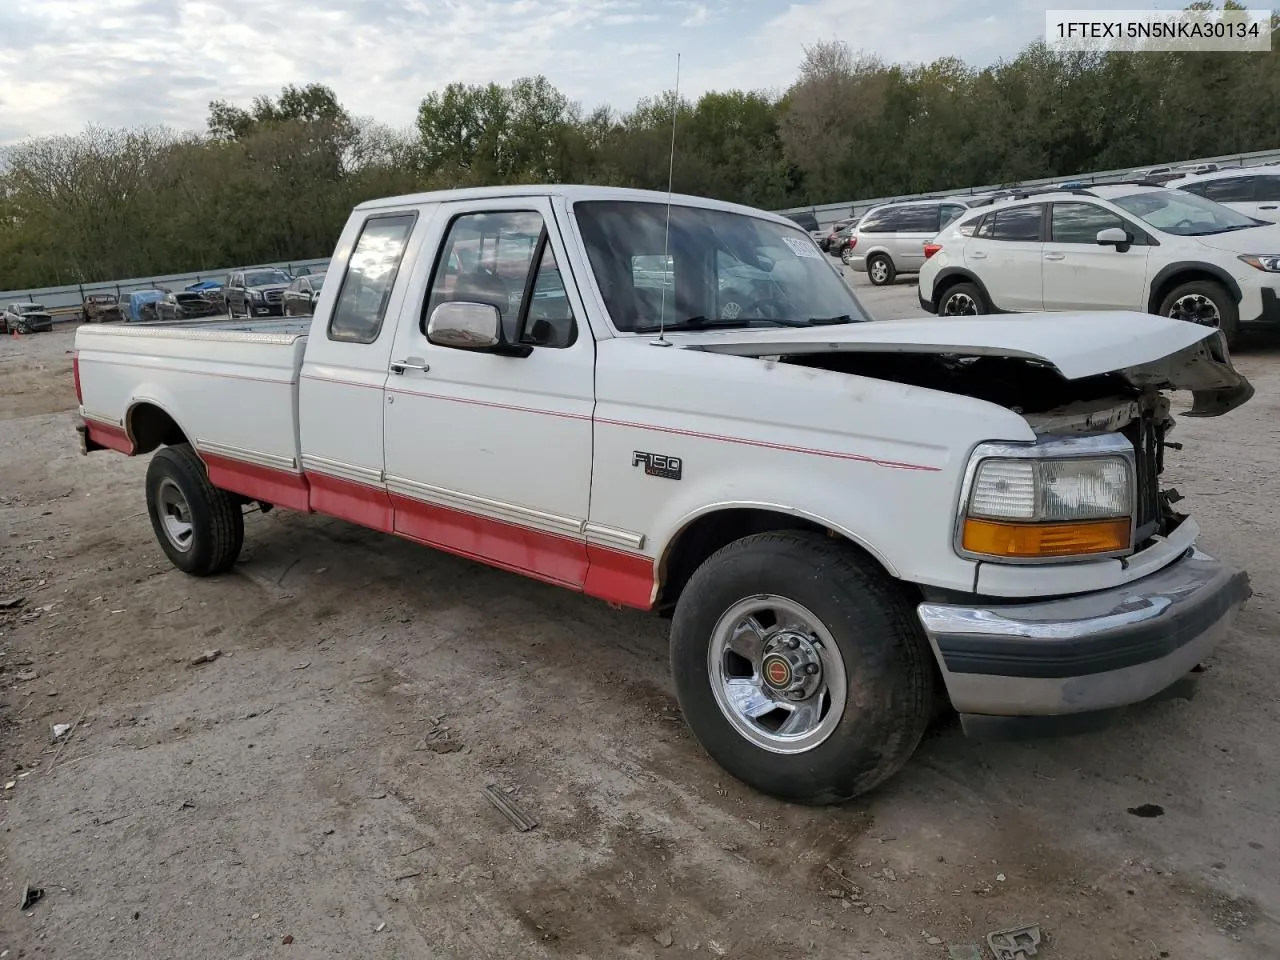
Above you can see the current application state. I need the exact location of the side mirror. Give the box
[426,301,531,357]
[1096,227,1132,251]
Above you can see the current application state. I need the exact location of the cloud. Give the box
[0,0,1181,144]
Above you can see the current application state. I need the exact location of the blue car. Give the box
[123,289,166,323]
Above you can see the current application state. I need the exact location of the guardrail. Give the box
[778,147,1280,230]
[0,258,332,321]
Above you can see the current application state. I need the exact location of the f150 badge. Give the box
[633,451,682,480]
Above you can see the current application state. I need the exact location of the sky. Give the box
[0,0,1230,144]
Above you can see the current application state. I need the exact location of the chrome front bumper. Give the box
[917,548,1251,734]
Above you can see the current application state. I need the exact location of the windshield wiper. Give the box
[807,314,859,325]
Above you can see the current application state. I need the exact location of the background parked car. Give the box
[80,293,123,323]
[2,302,54,333]
[122,289,166,323]
[844,197,982,284]
[156,291,222,322]
[282,272,327,316]
[917,183,1278,347]
[820,217,858,252]
[223,267,293,318]
[185,279,226,309]
[1169,167,1280,223]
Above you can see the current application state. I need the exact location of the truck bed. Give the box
[75,317,311,478]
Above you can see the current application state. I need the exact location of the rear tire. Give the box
[867,254,896,286]
[1159,279,1239,350]
[670,531,933,805]
[840,246,856,265]
[145,444,244,576]
[938,281,987,316]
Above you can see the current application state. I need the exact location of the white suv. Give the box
[917,183,1280,347]
[844,197,983,284]
[1169,167,1280,223]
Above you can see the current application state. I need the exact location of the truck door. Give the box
[382,198,596,588]
[298,210,421,528]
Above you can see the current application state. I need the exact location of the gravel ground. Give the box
[1,281,1278,959]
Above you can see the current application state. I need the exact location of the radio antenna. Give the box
[653,52,681,347]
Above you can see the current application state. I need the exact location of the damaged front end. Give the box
[775,329,1252,552]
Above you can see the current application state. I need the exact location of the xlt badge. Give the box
[633,451,683,480]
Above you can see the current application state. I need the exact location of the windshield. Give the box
[574,200,869,332]
[1111,190,1260,236]
[245,270,290,286]
[19,304,45,313]
[310,273,327,289]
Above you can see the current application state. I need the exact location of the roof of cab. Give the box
[354,184,796,226]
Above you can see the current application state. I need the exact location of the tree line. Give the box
[2,22,1279,290]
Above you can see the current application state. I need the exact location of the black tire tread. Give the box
[867,253,896,285]
[1158,278,1239,350]
[939,280,987,315]
[146,444,244,576]
[671,530,933,805]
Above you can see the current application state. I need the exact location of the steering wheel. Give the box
[722,296,788,321]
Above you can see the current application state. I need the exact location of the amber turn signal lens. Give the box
[962,518,1131,558]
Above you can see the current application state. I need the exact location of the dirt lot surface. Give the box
[2,295,1278,959]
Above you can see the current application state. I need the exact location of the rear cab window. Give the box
[328,213,418,344]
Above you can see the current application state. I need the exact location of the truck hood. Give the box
[670,312,1253,417]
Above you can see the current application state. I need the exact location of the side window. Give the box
[1254,175,1280,202]
[940,204,967,228]
[894,205,941,233]
[524,244,577,348]
[858,208,896,233]
[425,210,573,347]
[328,212,416,344]
[1051,202,1126,243]
[990,205,1044,242]
[974,213,995,239]
[1201,177,1256,204]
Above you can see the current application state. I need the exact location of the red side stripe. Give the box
[201,452,312,512]
[84,420,134,455]
[306,471,393,532]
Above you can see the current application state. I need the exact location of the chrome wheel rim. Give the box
[870,259,889,283]
[1169,293,1220,327]
[942,292,978,316]
[841,248,854,264]
[156,478,194,552]
[707,595,847,755]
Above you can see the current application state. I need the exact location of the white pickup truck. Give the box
[73,185,1254,804]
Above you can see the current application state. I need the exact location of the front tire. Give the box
[145,444,244,576]
[670,531,933,805]
[867,254,896,286]
[1159,279,1239,349]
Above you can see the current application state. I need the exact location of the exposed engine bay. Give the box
[779,351,1188,545]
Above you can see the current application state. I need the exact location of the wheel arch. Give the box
[126,399,194,456]
[929,267,1008,314]
[1147,262,1243,315]
[654,503,905,615]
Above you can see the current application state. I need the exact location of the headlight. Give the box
[1238,254,1280,272]
[250,290,265,300]
[958,437,1135,562]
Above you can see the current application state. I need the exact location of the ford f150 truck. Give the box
[72,185,1254,804]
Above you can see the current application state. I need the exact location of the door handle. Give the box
[1044,252,1065,261]
[390,357,430,374]
[969,251,987,259]
[1260,205,1278,210]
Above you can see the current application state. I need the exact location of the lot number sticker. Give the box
[782,237,822,259]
